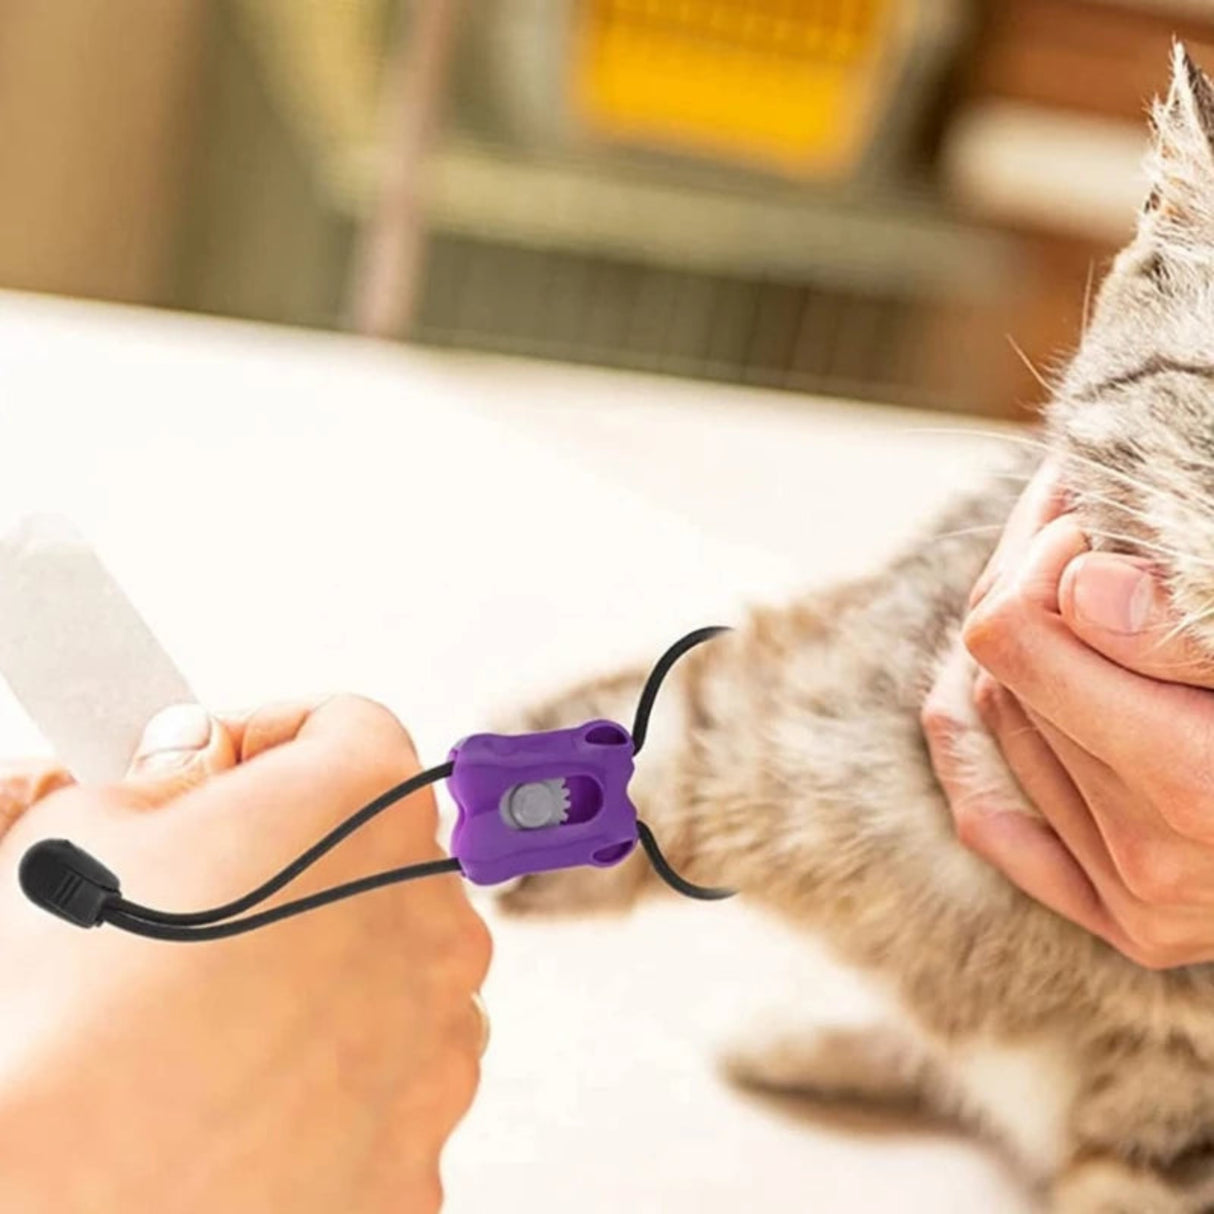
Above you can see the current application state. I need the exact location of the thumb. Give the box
[123,703,238,808]
[1059,553,1214,688]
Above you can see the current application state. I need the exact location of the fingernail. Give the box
[1068,555,1157,634]
[132,703,212,771]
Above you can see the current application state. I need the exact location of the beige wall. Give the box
[0,0,207,303]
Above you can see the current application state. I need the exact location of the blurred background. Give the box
[2,0,1212,420]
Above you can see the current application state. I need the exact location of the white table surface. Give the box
[0,291,1030,1212]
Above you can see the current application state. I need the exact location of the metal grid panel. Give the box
[415,233,936,405]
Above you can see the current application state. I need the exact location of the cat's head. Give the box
[1051,44,1214,641]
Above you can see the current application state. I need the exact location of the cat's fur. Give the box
[499,46,1214,1214]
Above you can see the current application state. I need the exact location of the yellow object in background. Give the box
[574,0,902,177]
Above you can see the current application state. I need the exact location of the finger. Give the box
[295,694,419,774]
[1059,553,1214,689]
[975,677,1214,963]
[1024,704,1214,912]
[1001,513,1089,614]
[965,683,1181,956]
[969,460,1066,608]
[216,699,327,763]
[972,800,1205,969]
[209,695,423,840]
[953,722,1190,966]
[85,695,433,917]
[975,679,1131,899]
[122,704,238,810]
[0,760,74,836]
[922,654,1096,920]
[973,673,1084,825]
[964,518,1189,769]
[956,807,1115,940]
[173,695,430,890]
[981,664,1161,846]
[922,650,1120,941]
[1024,703,1214,962]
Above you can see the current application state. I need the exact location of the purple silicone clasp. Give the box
[448,720,638,885]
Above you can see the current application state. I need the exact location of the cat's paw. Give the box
[719,1024,934,1110]
[923,639,1041,819]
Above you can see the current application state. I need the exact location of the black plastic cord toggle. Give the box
[19,839,121,927]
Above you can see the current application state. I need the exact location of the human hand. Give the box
[925,463,1214,969]
[0,696,491,1213]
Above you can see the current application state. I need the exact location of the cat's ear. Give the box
[1141,43,1214,240]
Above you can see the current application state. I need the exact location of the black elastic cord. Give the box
[106,763,454,930]
[629,625,735,901]
[636,821,733,901]
[106,858,462,942]
[630,625,729,755]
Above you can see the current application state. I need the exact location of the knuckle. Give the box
[368,701,417,761]
[1122,940,1186,971]
[447,907,494,988]
[1163,805,1214,848]
[440,1038,483,1115]
[1118,939,1169,970]
[1154,794,1214,848]
[962,590,1028,673]
[971,673,1005,728]
[334,693,416,750]
[1114,836,1177,906]
[414,1170,444,1214]
[0,765,71,827]
[467,912,494,983]
[317,691,367,718]
[328,693,421,785]
[1153,717,1214,834]
[954,806,992,855]
[1112,833,1189,906]
[420,902,494,994]
[1121,911,1192,969]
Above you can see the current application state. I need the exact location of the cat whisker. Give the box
[989,469,1190,543]
[1153,617,1204,654]
[1006,335,1054,395]
[905,426,1214,519]
[928,524,1008,544]
[885,424,1025,444]
[1081,527,1214,571]
[1146,597,1214,654]
[1069,461,1214,519]
[1081,259,1097,338]
[962,481,1214,580]
[996,432,1214,517]
[1067,488,1167,533]
[875,430,1214,558]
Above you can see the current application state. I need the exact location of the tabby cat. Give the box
[500,46,1214,1213]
